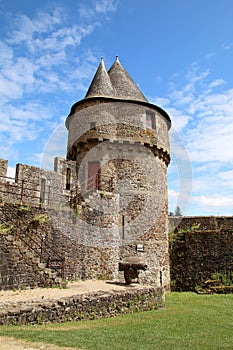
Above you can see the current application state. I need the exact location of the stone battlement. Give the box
[0,157,77,209]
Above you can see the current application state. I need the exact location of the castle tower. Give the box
[65,57,171,288]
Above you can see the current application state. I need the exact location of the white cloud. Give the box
[79,6,95,19]
[168,189,179,199]
[30,23,98,53]
[166,64,233,164]
[153,97,170,106]
[0,8,101,102]
[208,79,225,89]
[7,9,64,45]
[222,42,233,50]
[3,57,36,87]
[95,0,118,14]
[218,169,233,181]
[79,0,118,19]
[0,4,114,165]
[0,41,13,65]
[0,76,23,101]
[165,62,233,215]
[195,195,233,208]
[167,107,191,132]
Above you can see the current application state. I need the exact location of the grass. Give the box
[0,292,232,349]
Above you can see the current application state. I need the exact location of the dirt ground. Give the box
[0,280,132,304]
[0,336,79,349]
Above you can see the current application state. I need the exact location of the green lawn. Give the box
[0,292,232,350]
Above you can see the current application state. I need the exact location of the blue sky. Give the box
[0,0,233,216]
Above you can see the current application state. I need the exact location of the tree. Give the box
[174,206,182,216]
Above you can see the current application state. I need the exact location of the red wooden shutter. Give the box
[88,161,100,191]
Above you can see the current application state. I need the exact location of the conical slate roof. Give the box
[85,56,148,102]
[85,58,115,98]
[108,56,148,102]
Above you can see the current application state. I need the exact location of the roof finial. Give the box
[116,55,119,61]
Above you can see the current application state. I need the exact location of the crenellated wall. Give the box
[0,157,77,209]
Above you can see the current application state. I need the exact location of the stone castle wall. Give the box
[0,157,77,209]
[0,202,79,290]
[169,216,233,291]
[0,200,122,290]
[0,157,121,289]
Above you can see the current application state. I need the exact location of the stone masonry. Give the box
[169,216,233,291]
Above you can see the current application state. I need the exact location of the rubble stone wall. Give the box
[0,286,164,325]
[169,216,233,291]
[0,197,121,290]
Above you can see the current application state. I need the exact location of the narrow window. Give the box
[146,111,156,130]
[122,215,125,239]
[160,271,163,286]
[40,178,46,203]
[66,168,71,190]
[90,122,96,130]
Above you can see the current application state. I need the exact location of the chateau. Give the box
[0,57,172,291]
[1,57,233,300]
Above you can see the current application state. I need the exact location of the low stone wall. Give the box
[0,286,164,325]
